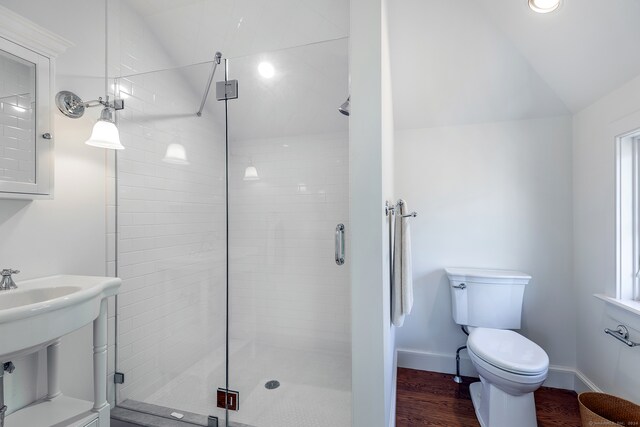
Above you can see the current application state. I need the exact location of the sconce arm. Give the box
[82,98,106,108]
[84,98,124,111]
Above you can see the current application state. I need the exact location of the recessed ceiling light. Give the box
[258,62,275,79]
[528,0,560,13]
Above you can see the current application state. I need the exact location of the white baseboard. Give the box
[544,365,579,390]
[574,369,602,394]
[396,348,599,393]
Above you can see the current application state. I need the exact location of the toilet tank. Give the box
[445,267,532,329]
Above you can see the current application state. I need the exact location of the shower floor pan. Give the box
[125,341,351,427]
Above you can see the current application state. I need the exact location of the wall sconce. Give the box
[55,0,125,150]
[55,91,125,150]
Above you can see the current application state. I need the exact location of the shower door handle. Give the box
[335,224,345,266]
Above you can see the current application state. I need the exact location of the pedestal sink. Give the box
[0,286,81,310]
[0,275,121,427]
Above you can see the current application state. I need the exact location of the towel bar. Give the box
[385,200,417,218]
[604,325,640,347]
[386,199,417,300]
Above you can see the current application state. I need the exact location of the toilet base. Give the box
[469,379,538,427]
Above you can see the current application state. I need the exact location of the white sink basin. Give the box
[0,286,82,310]
[0,275,121,362]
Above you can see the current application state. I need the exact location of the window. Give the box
[616,130,640,301]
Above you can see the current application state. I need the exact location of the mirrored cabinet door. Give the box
[0,37,52,198]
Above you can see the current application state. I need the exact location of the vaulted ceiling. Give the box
[388,0,640,129]
[476,0,640,113]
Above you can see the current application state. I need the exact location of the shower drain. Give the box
[265,380,280,390]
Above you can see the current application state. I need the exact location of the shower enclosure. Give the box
[112,38,350,426]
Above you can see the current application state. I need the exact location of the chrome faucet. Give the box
[0,269,19,291]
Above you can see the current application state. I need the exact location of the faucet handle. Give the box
[0,269,18,290]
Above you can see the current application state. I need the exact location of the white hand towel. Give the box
[392,199,414,327]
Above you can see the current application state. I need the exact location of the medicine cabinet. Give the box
[0,6,71,199]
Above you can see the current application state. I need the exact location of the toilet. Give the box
[445,267,549,427]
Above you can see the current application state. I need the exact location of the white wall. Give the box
[350,0,396,425]
[381,0,396,425]
[573,74,640,402]
[394,116,576,379]
[387,0,569,131]
[0,0,178,414]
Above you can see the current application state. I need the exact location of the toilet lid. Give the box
[467,328,549,375]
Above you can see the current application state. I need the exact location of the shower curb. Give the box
[112,399,253,427]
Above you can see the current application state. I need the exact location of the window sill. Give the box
[595,294,640,331]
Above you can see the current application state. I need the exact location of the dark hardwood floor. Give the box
[396,368,582,427]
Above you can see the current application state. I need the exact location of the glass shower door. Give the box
[225,38,352,427]
[114,62,229,420]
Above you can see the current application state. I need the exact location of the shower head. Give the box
[338,96,350,116]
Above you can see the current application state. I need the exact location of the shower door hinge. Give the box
[216,388,239,411]
[114,372,125,384]
[216,80,238,101]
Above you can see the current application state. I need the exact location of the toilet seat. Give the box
[467,328,549,376]
[468,347,548,390]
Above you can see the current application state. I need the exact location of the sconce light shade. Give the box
[163,143,190,165]
[244,165,260,181]
[85,108,124,150]
[85,119,124,150]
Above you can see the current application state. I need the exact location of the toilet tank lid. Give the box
[445,267,531,284]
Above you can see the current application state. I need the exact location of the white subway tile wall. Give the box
[135,130,352,426]
[0,50,36,184]
[115,64,227,404]
[228,132,350,354]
